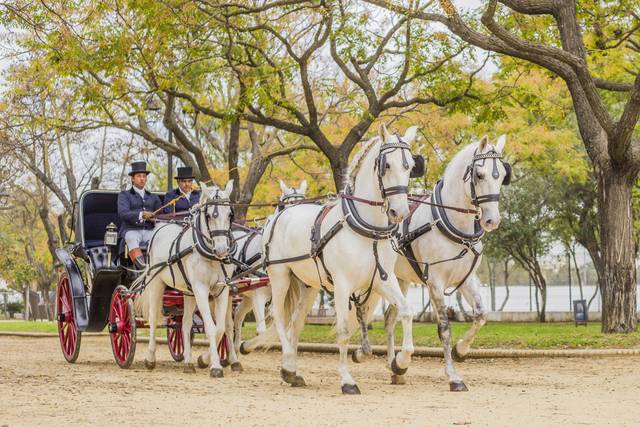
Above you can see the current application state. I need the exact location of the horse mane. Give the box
[347,135,381,189]
[443,141,478,179]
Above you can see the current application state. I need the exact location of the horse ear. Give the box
[200,183,210,199]
[299,180,307,194]
[478,135,489,152]
[224,179,234,197]
[279,179,288,194]
[496,134,507,153]
[379,123,389,143]
[403,126,419,144]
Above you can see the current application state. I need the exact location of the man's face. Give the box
[177,179,193,193]
[131,173,148,189]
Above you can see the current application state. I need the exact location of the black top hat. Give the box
[175,166,195,180]
[128,161,151,176]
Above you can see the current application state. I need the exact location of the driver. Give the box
[117,161,162,268]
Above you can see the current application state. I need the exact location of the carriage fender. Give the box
[55,248,90,332]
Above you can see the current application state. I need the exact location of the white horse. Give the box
[258,125,419,394]
[231,179,308,353]
[356,135,510,391]
[134,181,236,377]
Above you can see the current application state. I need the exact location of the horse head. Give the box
[279,179,307,203]
[374,124,420,224]
[463,135,510,232]
[199,179,235,259]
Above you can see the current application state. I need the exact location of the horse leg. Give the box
[382,278,410,383]
[182,295,196,373]
[233,293,253,353]
[270,268,305,387]
[224,294,243,372]
[429,284,467,391]
[333,277,361,394]
[454,276,486,361]
[253,286,271,336]
[375,276,414,385]
[350,296,374,364]
[144,280,164,370]
[192,282,224,378]
[288,279,318,353]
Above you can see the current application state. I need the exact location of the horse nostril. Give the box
[486,219,493,225]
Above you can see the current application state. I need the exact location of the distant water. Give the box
[394,284,640,315]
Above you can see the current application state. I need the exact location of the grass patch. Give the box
[4,320,640,349]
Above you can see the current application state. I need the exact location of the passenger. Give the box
[117,161,161,269]
[163,166,201,215]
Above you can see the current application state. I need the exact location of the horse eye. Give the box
[476,170,484,180]
[385,163,390,170]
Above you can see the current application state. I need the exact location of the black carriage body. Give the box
[56,190,165,332]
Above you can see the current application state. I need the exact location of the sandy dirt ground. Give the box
[0,336,638,426]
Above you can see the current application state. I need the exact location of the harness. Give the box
[260,138,416,309]
[131,194,235,295]
[395,148,511,296]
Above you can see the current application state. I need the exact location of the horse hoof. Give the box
[197,355,208,369]
[390,357,408,376]
[291,375,306,387]
[239,342,250,355]
[450,381,468,392]
[231,362,244,373]
[220,358,230,368]
[183,363,196,374]
[210,368,224,378]
[452,346,467,362]
[144,359,156,370]
[351,349,366,364]
[280,368,298,384]
[390,374,406,385]
[341,384,361,395]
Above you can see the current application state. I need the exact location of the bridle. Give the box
[374,134,425,202]
[192,190,236,261]
[462,149,512,207]
[278,190,306,211]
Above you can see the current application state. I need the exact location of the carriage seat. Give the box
[86,245,115,271]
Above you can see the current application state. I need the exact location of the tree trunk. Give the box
[227,118,241,203]
[597,169,638,333]
[571,247,584,301]
[329,156,350,192]
[499,258,510,311]
[539,285,547,323]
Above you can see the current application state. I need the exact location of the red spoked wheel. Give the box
[56,273,81,363]
[108,285,136,369]
[218,333,229,366]
[167,317,195,362]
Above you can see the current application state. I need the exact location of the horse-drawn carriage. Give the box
[54,188,268,368]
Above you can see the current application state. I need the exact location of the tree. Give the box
[366,0,640,332]
[486,171,561,321]
[2,1,317,218]
[169,0,486,189]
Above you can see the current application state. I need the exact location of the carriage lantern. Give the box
[104,223,118,246]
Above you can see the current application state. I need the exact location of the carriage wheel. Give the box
[218,333,229,365]
[56,273,81,363]
[108,285,137,369]
[167,317,195,362]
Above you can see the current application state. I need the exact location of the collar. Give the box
[131,186,147,198]
[430,180,484,246]
[179,187,192,199]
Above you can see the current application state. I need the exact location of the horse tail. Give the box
[133,279,163,321]
[243,273,305,352]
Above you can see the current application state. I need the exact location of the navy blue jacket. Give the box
[163,188,201,214]
[117,188,162,237]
